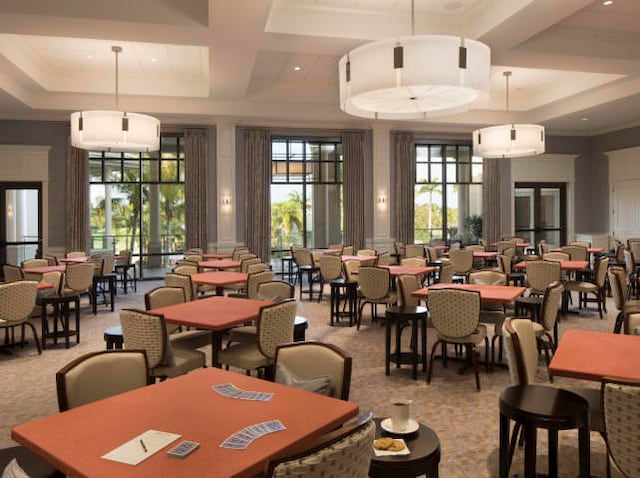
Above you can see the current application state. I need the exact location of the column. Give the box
[372,125,392,252]
[216,121,237,251]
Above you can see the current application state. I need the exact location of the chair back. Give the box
[87,256,104,277]
[356,248,376,257]
[376,251,393,266]
[185,254,203,263]
[293,248,314,267]
[164,272,194,302]
[3,264,23,281]
[502,247,516,259]
[542,252,570,262]
[561,245,587,261]
[173,264,198,276]
[624,248,635,275]
[319,255,343,281]
[232,246,250,261]
[438,263,455,283]
[257,281,294,301]
[525,260,561,295]
[145,286,186,310]
[503,317,538,386]
[450,249,473,275]
[469,270,506,286]
[120,309,168,369]
[240,257,261,273]
[540,281,563,333]
[275,341,352,400]
[185,248,203,256]
[538,241,549,255]
[116,250,132,266]
[602,377,640,478]
[0,281,38,324]
[394,241,405,258]
[497,254,512,274]
[267,419,375,478]
[428,288,480,338]
[41,271,63,292]
[396,274,421,307]
[238,252,258,262]
[629,241,640,263]
[497,241,515,255]
[570,241,591,248]
[246,270,276,299]
[358,267,391,300]
[246,262,271,274]
[101,255,115,275]
[44,255,58,266]
[66,251,86,259]
[401,257,427,267]
[342,245,354,255]
[609,266,627,312]
[404,244,425,258]
[426,246,439,263]
[466,245,485,252]
[257,299,297,359]
[64,263,95,293]
[343,260,360,282]
[594,256,609,287]
[21,258,48,269]
[56,350,149,411]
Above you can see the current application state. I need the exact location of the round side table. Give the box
[369,417,441,478]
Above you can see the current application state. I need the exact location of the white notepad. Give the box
[102,430,181,466]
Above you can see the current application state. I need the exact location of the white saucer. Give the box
[380,418,419,435]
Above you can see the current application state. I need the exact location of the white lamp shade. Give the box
[473,124,545,158]
[339,35,491,120]
[70,110,160,153]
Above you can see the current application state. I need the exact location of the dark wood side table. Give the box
[385,306,428,379]
[370,417,440,478]
[329,279,357,327]
[104,325,124,349]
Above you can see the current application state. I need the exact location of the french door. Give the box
[0,182,42,267]
[514,182,566,248]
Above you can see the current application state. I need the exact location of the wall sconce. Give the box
[221,195,232,214]
[377,192,387,212]
[6,203,13,219]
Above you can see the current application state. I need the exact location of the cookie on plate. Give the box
[373,437,394,450]
[387,439,405,452]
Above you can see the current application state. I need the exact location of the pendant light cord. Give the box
[411,0,415,36]
[504,70,512,113]
[112,46,122,110]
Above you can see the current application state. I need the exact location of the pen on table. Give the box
[140,439,148,453]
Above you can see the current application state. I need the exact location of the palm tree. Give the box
[271,191,304,247]
[416,183,442,241]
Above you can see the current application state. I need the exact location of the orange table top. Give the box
[191,271,248,287]
[22,265,66,274]
[442,251,498,258]
[198,260,241,270]
[412,283,526,303]
[549,329,640,382]
[312,248,342,255]
[490,242,532,248]
[550,247,604,254]
[379,265,438,276]
[341,255,377,262]
[37,282,53,290]
[201,253,233,260]
[58,257,88,263]
[513,260,589,271]
[12,368,359,478]
[150,296,269,330]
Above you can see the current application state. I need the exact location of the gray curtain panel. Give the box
[393,132,415,244]
[66,146,89,253]
[244,129,271,262]
[185,128,208,250]
[342,131,365,250]
[482,158,500,245]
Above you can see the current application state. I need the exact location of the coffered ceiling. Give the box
[0,0,638,135]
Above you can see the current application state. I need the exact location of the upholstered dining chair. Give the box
[256,281,295,302]
[469,270,508,364]
[601,377,640,478]
[542,251,570,262]
[356,266,397,330]
[427,288,488,391]
[404,244,425,258]
[530,281,564,368]
[114,249,136,293]
[318,255,343,302]
[185,247,204,256]
[376,251,394,266]
[293,248,320,299]
[231,246,250,261]
[449,249,474,282]
[246,262,271,274]
[265,418,375,478]
[396,274,422,308]
[144,286,210,350]
[66,251,86,259]
[119,309,205,382]
[228,270,275,300]
[356,248,376,257]
[437,262,455,283]
[56,350,149,411]
[164,272,195,302]
[515,260,561,324]
[218,299,297,377]
[274,341,352,400]
[0,280,40,354]
[401,257,427,267]
[342,245,354,255]
[3,264,24,282]
[608,265,640,334]
[564,256,609,318]
[497,241,516,255]
[561,245,588,261]
[21,258,48,281]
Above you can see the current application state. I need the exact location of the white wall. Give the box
[608,146,640,243]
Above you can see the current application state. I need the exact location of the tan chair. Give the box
[231,246,250,261]
[256,281,295,301]
[274,341,352,400]
[44,255,58,266]
[293,248,320,300]
[530,281,564,367]
[469,270,508,364]
[561,245,588,261]
[318,255,343,302]
[601,377,640,478]
[404,244,425,258]
[0,281,40,354]
[396,274,422,308]
[266,419,375,478]
[56,350,149,411]
[172,263,198,276]
[609,265,640,334]
[623,249,639,297]
[564,256,609,318]
[120,309,205,382]
[496,241,515,255]
[515,260,561,324]
[342,245,354,255]
[401,257,427,267]
[65,251,85,259]
[356,267,397,330]
[3,264,24,282]
[164,272,195,302]
[356,248,376,257]
[569,241,590,248]
[542,251,570,262]
[228,270,275,300]
[449,249,473,282]
[246,262,271,274]
[184,254,203,263]
[21,258,48,281]
[376,251,394,266]
[427,288,488,391]
[437,262,455,283]
[394,241,406,261]
[144,286,210,350]
[218,299,297,377]
[115,249,136,293]
[185,247,204,256]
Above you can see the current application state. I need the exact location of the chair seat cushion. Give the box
[564,281,597,292]
[437,323,487,344]
[170,330,211,350]
[153,348,205,378]
[218,343,272,370]
[228,325,257,343]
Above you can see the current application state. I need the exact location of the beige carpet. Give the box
[0,280,614,477]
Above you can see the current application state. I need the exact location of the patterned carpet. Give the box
[0,280,615,477]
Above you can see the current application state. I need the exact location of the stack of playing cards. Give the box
[220,420,286,450]
[212,383,273,402]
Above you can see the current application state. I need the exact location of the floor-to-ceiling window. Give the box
[414,143,483,244]
[89,134,185,279]
[270,137,343,256]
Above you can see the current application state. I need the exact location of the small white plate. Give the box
[380,418,419,435]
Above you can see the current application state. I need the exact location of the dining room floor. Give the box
[0,280,616,477]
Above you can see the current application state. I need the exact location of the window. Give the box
[415,143,483,244]
[89,135,185,278]
[270,138,343,255]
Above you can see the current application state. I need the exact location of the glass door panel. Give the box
[1,183,41,268]
[515,183,565,248]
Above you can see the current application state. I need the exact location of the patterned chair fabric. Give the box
[3,264,24,281]
[0,280,40,354]
[21,258,48,269]
[164,273,195,302]
[438,263,455,283]
[66,251,86,259]
[542,252,570,262]
[56,350,149,411]
[449,249,473,277]
[561,245,588,261]
[502,318,538,386]
[401,257,427,267]
[396,274,421,307]
[404,244,425,258]
[61,263,95,296]
[497,241,516,255]
[608,266,640,334]
[376,251,394,266]
[530,281,564,366]
[268,419,375,478]
[426,246,439,263]
[525,260,561,295]
[246,262,271,274]
[231,246,250,261]
[356,249,376,257]
[184,254,203,263]
[319,255,343,282]
[257,281,295,301]
[356,267,397,330]
[602,378,640,477]
[343,260,360,283]
[173,264,198,276]
[246,271,276,299]
[145,286,185,310]
[342,245,354,256]
[565,256,609,318]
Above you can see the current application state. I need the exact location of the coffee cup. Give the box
[390,399,412,431]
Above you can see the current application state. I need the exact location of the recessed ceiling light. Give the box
[603,1,613,6]
[293,66,301,71]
